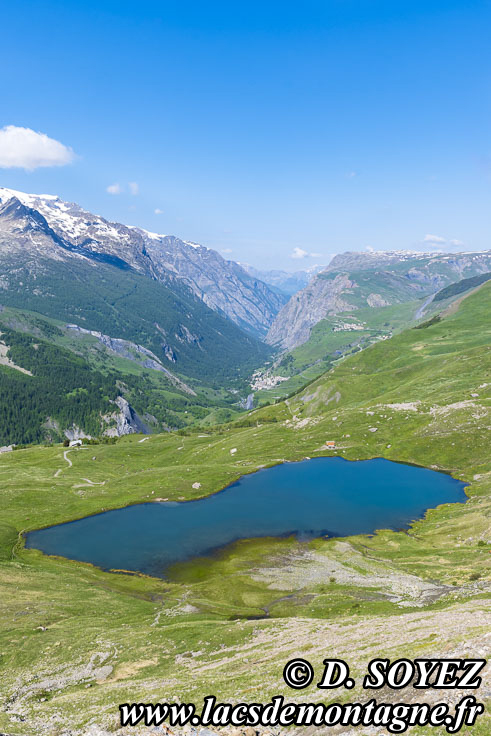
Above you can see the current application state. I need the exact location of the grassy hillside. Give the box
[0,253,271,387]
[255,271,488,404]
[254,299,431,403]
[0,310,244,443]
[0,283,489,734]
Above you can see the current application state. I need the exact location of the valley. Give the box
[266,250,491,351]
[0,188,490,736]
[0,280,489,735]
[1,187,490,446]
[3,5,490,735]
[255,267,491,405]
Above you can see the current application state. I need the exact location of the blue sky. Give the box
[0,0,490,269]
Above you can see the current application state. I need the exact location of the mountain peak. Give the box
[0,195,58,236]
[0,186,286,336]
[0,186,61,205]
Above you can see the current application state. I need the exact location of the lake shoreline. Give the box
[24,455,468,580]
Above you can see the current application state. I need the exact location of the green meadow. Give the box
[253,292,456,405]
[0,284,490,734]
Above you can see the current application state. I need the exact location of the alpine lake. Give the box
[25,457,467,578]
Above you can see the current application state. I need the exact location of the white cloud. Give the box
[346,171,357,178]
[106,183,122,195]
[221,248,233,254]
[423,234,446,244]
[107,181,139,195]
[291,247,309,259]
[366,246,375,252]
[0,125,75,170]
[420,234,465,249]
[290,247,328,260]
[154,208,163,215]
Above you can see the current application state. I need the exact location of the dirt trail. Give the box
[53,447,87,477]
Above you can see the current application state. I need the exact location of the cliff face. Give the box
[140,234,287,337]
[266,272,356,350]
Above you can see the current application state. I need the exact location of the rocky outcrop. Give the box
[367,292,389,307]
[65,324,196,395]
[63,425,93,441]
[103,397,151,437]
[47,398,154,440]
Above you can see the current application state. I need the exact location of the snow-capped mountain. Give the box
[0,187,154,271]
[0,188,273,398]
[0,187,286,337]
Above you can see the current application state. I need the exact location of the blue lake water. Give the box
[25,457,467,578]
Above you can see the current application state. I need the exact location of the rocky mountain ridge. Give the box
[0,187,285,337]
[267,249,491,350]
[0,194,274,434]
[139,232,287,336]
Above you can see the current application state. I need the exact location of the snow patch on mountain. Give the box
[0,187,285,336]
